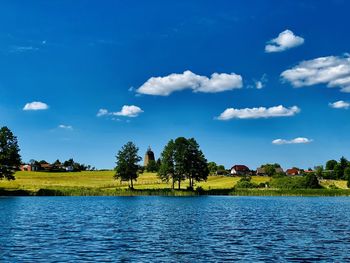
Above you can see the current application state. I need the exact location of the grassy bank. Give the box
[0,171,349,196]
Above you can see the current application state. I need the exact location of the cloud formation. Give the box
[217,105,300,120]
[281,54,350,93]
[97,105,143,118]
[137,70,243,96]
[115,105,144,117]
[58,124,73,130]
[272,137,313,145]
[329,100,350,109]
[23,101,49,111]
[265,30,304,53]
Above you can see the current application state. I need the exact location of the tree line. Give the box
[115,137,209,189]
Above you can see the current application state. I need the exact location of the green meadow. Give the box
[0,171,349,196]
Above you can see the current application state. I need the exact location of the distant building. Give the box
[230,165,250,176]
[20,164,32,171]
[144,146,155,167]
[40,163,52,171]
[286,168,300,176]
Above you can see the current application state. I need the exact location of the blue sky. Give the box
[1,0,350,170]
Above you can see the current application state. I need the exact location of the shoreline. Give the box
[2,187,350,197]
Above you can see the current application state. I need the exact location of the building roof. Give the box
[286,168,299,175]
[231,165,250,171]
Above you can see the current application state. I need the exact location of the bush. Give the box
[235,176,257,189]
[270,174,321,189]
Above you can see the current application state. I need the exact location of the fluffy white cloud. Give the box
[115,105,143,117]
[329,100,350,109]
[58,124,73,130]
[281,54,350,92]
[272,137,313,145]
[136,70,243,96]
[23,101,49,111]
[97,105,143,118]
[265,30,304,53]
[217,105,300,120]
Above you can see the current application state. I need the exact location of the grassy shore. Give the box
[0,171,349,196]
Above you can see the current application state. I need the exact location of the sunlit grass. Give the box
[0,171,348,196]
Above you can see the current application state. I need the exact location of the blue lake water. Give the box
[1,196,350,262]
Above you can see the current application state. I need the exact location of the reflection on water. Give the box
[1,196,350,262]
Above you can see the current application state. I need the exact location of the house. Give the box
[20,164,32,171]
[286,168,300,176]
[40,163,53,171]
[256,167,284,176]
[230,165,250,176]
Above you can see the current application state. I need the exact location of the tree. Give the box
[208,162,218,175]
[260,163,281,177]
[145,160,158,172]
[0,127,21,180]
[326,159,338,171]
[186,138,209,189]
[345,167,350,188]
[114,142,142,189]
[303,172,321,189]
[173,137,188,190]
[216,165,227,175]
[158,139,175,188]
[334,164,343,179]
[314,165,324,178]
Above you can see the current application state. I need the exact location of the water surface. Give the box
[1,196,350,262]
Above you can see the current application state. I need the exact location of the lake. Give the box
[1,196,350,262]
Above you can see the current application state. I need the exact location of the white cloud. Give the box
[329,100,350,109]
[217,105,300,120]
[97,109,109,117]
[255,81,263,89]
[136,70,243,96]
[272,137,313,145]
[281,54,350,93]
[97,105,143,118]
[58,124,73,130]
[255,74,267,89]
[265,30,304,53]
[115,105,143,117]
[23,101,49,111]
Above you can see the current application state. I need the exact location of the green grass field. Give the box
[0,171,348,196]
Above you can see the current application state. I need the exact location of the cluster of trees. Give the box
[115,137,209,190]
[207,162,227,175]
[158,137,209,190]
[313,157,350,187]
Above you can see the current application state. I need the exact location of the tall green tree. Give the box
[158,139,175,188]
[186,138,209,189]
[0,127,21,180]
[326,159,338,171]
[114,142,142,189]
[173,137,188,189]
